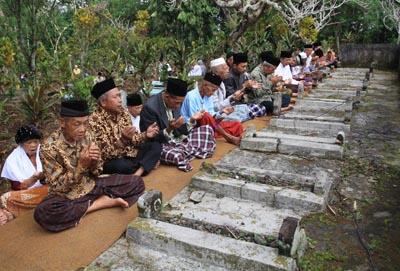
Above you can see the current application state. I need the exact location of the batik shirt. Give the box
[41,129,102,200]
[89,106,146,161]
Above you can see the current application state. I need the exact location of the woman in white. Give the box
[0,125,48,223]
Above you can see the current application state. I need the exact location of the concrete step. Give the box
[213,149,336,197]
[88,238,230,271]
[269,118,350,137]
[240,134,343,159]
[281,112,347,123]
[250,131,341,144]
[191,172,326,214]
[308,90,361,100]
[162,187,300,239]
[295,99,353,112]
[319,81,362,89]
[126,217,297,271]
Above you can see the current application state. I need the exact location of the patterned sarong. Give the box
[161,125,216,172]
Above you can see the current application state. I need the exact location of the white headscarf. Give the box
[1,145,43,189]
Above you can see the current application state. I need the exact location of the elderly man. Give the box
[89,78,161,177]
[250,52,293,114]
[140,78,215,171]
[34,100,145,232]
[214,55,265,120]
[181,72,243,145]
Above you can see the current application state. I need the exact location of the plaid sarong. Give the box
[161,125,216,172]
[248,103,266,119]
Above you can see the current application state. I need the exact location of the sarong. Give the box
[161,125,216,171]
[198,112,243,138]
[34,174,144,232]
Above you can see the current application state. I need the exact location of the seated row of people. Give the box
[0,46,332,229]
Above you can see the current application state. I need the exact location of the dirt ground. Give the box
[300,74,400,271]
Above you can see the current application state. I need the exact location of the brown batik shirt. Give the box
[89,106,146,161]
[40,129,103,200]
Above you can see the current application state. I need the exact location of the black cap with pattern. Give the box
[15,124,42,144]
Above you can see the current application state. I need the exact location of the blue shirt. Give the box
[181,87,218,122]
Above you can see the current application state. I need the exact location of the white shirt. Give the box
[305,55,312,68]
[130,115,141,132]
[274,63,298,85]
[211,82,232,111]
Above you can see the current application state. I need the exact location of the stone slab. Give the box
[127,218,297,271]
[295,99,352,112]
[164,188,300,238]
[253,131,339,144]
[191,173,325,213]
[281,113,347,123]
[214,149,337,194]
[88,238,230,271]
[270,118,350,135]
[240,136,343,159]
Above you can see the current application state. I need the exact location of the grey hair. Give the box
[97,92,109,105]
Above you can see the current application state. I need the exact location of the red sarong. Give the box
[197,112,243,138]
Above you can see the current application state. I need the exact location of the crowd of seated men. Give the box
[0,44,336,230]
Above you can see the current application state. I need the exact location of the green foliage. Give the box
[20,84,57,126]
[319,1,397,45]
[299,16,318,44]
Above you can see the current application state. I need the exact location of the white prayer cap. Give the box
[210,57,226,67]
[299,52,307,59]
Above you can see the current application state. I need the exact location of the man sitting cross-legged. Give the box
[181,72,243,146]
[250,51,293,114]
[140,78,216,172]
[89,78,161,176]
[274,51,304,96]
[34,100,145,232]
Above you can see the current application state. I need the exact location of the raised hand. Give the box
[122,126,137,140]
[222,106,234,115]
[232,90,244,101]
[87,143,101,161]
[168,116,185,130]
[190,110,205,122]
[146,122,159,138]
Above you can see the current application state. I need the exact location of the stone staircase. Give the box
[88,68,372,271]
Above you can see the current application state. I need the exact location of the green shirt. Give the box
[248,65,273,103]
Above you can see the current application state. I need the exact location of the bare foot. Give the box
[134,167,145,176]
[114,197,129,208]
[87,195,129,213]
[154,160,160,169]
[227,136,241,146]
[280,105,294,114]
[0,209,13,226]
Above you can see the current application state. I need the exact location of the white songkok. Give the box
[210,57,226,67]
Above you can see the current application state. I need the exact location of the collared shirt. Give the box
[249,65,273,103]
[130,115,141,132]
[274,63,299,85]
[89,106,146,161]
[224,70,249,96]
[211,82,232,111]
[181,87,218,122]
[40,129,102,200]
[305,54,312,68]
